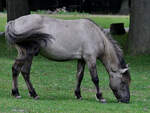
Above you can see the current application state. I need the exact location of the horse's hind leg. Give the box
[75,59,85,99]
[21,55,39,99]
[86,57,106,103]
[12,46,26,98]
[12,59,24,98]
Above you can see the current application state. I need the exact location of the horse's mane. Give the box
[86,18,126,68]
[104,32,127,68]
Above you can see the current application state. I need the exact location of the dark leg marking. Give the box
[12,59,24,98]
[75,60,85,99]
[87,59,106,103]
[21,55,39,99]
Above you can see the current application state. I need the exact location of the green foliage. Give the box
[0,14,7,32]
[31,10,89,15]
[0,14,150,113]
[49,15,129,28]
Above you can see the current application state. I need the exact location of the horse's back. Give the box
[8,14,105,61]
[40,16,105,61]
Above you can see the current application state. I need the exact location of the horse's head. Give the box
[109,66,131,103]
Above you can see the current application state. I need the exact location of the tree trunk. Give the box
[6,0,30,22]
[119,0,129,15]
[128,0,150,54]
[110,23,126,35]
[0,0,3,11]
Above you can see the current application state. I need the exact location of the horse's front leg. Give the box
[86,58,106,103]
[21,55,39,99]
[12,59,24,98]
[75,59,85,99]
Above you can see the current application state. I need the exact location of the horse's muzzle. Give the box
[118,97,130,103]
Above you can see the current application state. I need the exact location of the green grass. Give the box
[31,10,89,15]
[48,15,129,28]
[0,14,7,32]
[0,14,150,113]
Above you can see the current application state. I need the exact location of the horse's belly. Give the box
[40,42,82,61]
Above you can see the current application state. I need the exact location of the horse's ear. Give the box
[120,68,128,74]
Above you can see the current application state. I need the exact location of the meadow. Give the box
[0,13,150,113]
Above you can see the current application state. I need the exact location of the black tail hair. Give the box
[5,21,53,46]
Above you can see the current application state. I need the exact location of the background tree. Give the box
[0,0,3,11]
[119,0,129,14]
[6,0,30,21]
[128,0,150,54]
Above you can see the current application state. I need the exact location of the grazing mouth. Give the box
[112,89,130,103]
[118,98,130,103]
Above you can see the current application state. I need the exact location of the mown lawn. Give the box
[0,13,150,113]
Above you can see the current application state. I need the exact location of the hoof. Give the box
[100,99,106,103]
[15,95,22,99]
[29,92,39,99]
[76,96,82,100]
[29,91,38,99]
[96,96,106,103]
[75,90,82,100]
[11,89,21,99]
[34,96,40,100]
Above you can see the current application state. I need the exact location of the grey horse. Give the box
[5,14,131,103]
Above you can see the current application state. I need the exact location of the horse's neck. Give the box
[101,38,120,73]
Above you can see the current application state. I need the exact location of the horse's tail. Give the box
[5,15,52,45]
